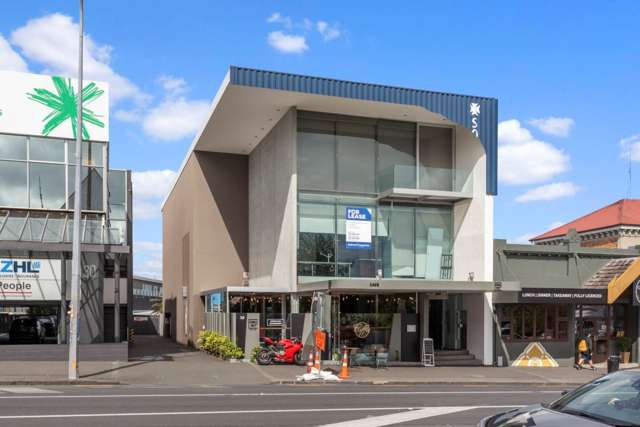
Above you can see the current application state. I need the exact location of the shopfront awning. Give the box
[584,256,640,303]
[605,257,640,304]
[297,278,519,293]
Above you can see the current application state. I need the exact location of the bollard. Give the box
[306,349,314,374]
[338,347,350,379]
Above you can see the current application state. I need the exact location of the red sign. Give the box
[314,329,326,351]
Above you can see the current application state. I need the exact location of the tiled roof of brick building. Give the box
[584,257,637,289]
[532,199,640,241]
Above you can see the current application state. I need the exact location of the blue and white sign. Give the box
[345,207,372,249]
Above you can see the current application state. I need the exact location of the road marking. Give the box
[0,405,523,420]
[0,390,561,399]
[0,387,60,394]
[318,406,475,427]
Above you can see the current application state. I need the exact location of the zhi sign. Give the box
[0,258,62,301]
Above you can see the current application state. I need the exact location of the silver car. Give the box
[480,369,640,426]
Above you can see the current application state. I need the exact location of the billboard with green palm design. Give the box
[0,71,109,142]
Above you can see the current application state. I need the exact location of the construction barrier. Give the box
[338,347,350,379]
[306,350,314,374]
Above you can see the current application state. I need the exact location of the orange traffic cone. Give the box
[338,347,349,379]
[306,350,314,373]
[313,349,321,371]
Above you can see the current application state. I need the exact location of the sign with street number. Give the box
[345,207,372,249]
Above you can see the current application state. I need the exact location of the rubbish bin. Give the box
[607,355,620,373]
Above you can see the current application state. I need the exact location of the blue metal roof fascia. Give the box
[229,66,498,195]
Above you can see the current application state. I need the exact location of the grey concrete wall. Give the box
[248,108,297,290]
[0,343,128,361]
[162,152,249,346]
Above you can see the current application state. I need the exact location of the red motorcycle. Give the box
[256,337,305,365]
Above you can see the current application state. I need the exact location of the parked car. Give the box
[480,369,640,426]
[9,318,46,344]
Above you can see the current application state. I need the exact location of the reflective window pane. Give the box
[29,163,66,209]
[0,211,27,240]
[68,166,104,210]
[68,141,104,166]
[0,160,28,207]
[297,203,336,277]
[108,170,127,205]
[0,134,27,160]
[29,137,65,162]
[377,121,416,190]
[42,213,66,242]
[336,122,376,194]
[298,118,335,191]
[419,126,453,191]
[415,206,452,279]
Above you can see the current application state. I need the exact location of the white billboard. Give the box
[0,259,62,301]
[0,71,109,142]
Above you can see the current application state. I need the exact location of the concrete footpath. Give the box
[0,336,632,387]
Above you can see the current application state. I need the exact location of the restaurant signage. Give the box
[519,288,606,304]
[633,280,640,306]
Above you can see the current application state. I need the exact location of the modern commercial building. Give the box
[163,66,502,364]
[0,71,132,360]
[132,275,162,335]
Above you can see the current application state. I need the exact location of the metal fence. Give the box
[204,312,229,336]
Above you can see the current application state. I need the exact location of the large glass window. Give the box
[419,126,453,191]
[298,118,335,191]
[68,166,104,211]
[498,304,569,341]
[388,207,415,277]
[29,137,65,162]
[377,121,416,190]
[297,202,336,277]
[0,134,27,160]
[336,121,376,194]
[29,163,66,209]
[68,141,104,166]
[0,160,28,207]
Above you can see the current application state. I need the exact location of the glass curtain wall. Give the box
[298,197,452,279]
[0,133,105,211]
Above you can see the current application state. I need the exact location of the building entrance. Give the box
[428,294,465,351]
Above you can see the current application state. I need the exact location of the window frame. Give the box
[498,303,569,342]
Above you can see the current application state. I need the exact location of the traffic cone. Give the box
[306,349,314,373]
[338,347,349,379]
[313,349,321,371]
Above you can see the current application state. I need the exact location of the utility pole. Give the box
[68,0,84,380]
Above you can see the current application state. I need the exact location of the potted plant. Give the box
[616,336,633,364]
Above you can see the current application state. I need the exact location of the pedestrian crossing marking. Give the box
[0,387,60,394]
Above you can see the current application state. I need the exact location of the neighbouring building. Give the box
[494,203,640,366]
[0,71,132,361]
[132,275,162,335]
[162,66,503,365]
[531,199,640,248]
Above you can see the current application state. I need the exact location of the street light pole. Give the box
[68,0,84,380]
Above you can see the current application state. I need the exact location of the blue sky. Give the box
[1,1,639,277]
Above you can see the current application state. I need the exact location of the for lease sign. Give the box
[0,259,62,301]
[0,71,109,142]
[345,207,372,249]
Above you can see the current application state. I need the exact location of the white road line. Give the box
[0,387,60,394]
[0,405,523,420]
[318,406,475,427]
[0,390,561,399]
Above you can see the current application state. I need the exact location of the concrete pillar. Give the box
[114,254,120,343]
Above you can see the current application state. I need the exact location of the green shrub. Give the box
[198,330,244,360]
[616,336,633,352]
[250,345,262,363]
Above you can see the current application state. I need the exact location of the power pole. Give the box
[68,0,84,380]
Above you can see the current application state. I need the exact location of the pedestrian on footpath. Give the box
[574,333,594,370]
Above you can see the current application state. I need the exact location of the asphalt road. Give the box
[0,383,569,426]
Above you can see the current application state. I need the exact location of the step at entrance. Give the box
[434,349,483,366]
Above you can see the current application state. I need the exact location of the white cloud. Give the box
[515,181,580,203]
[510,232,538,244]
[267,12,293,29]
[158,75,187,98]
[131,169,177,219]
[498,119,570,185]
[132,169,176,200]
[548,221,565,230]
[134,240,162,278]
[0,34,28,71]
[528,117,575,137]
[10,13,148,105]
[317,21,341,41]
[620,134,640,161]
[142,98,210,141]
[267,31,309,54]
